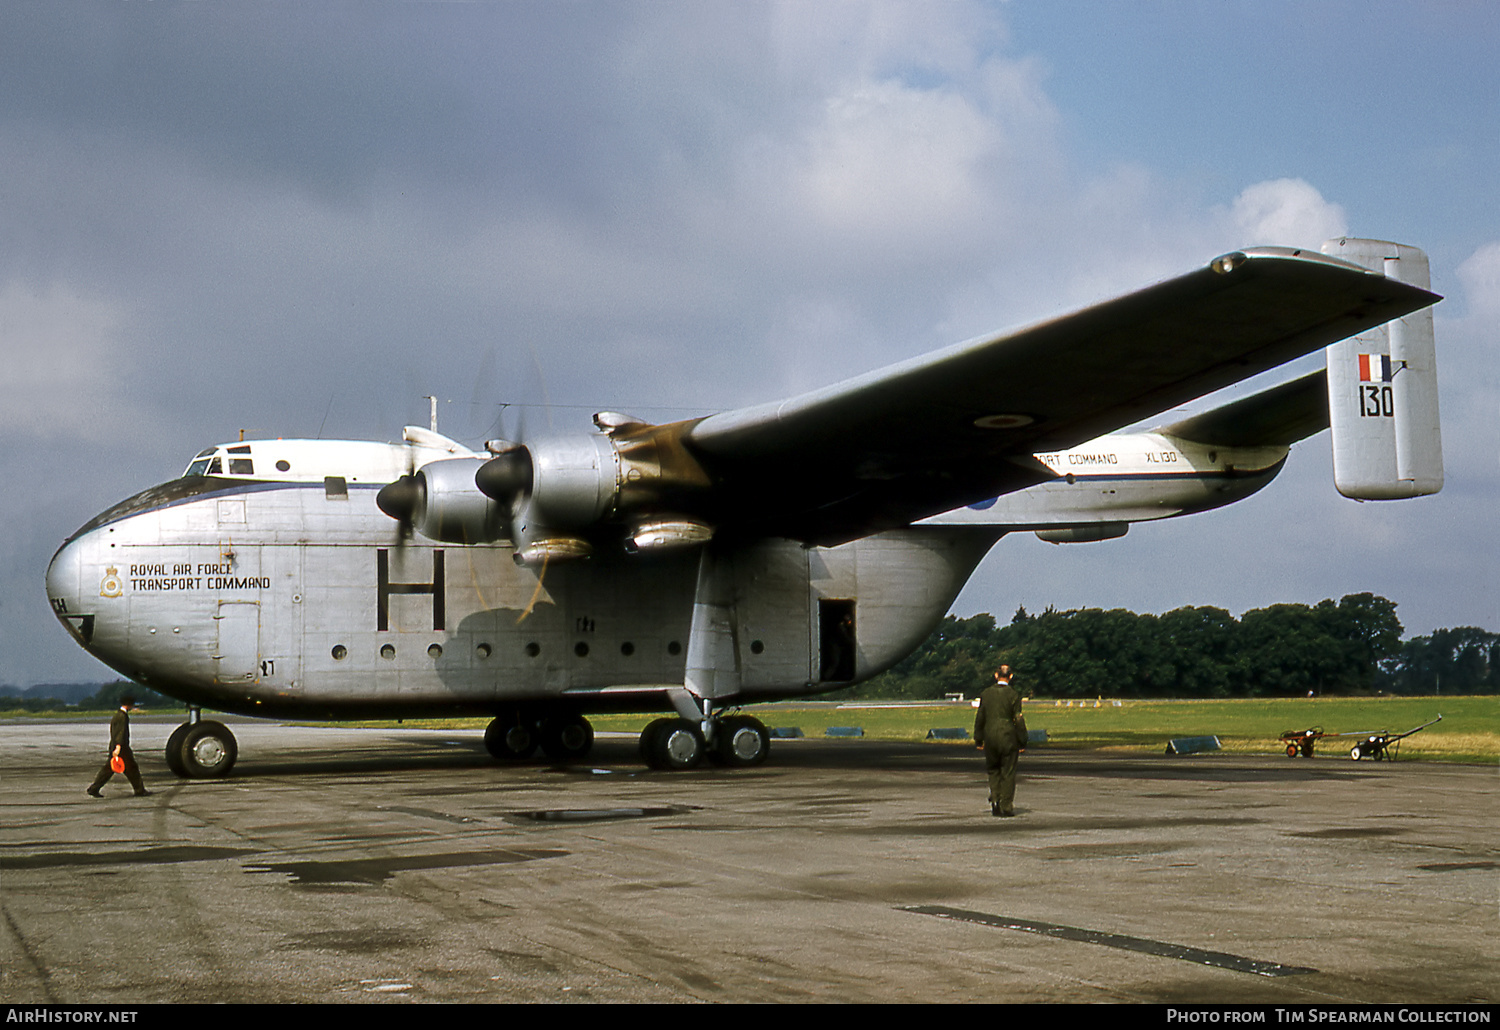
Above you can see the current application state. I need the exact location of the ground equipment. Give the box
[1347,715,1443,761]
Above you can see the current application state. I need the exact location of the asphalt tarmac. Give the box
[1,716,1494,1004]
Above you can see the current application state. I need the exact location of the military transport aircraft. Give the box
[46,238,1443,778]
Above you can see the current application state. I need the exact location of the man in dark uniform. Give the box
[973,665,1026,817]
[87,695,150,797]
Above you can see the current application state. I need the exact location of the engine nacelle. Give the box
[378,458,510,544]
[524,434,620,528]
[478,419,716,564]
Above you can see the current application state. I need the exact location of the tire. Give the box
[165,724,191,777]
[1285,743,1298,758]
[644,719,703,771]
[485,717,538,760]
[639,719,672,765]
[714,716,770,768]
[540,716,594,762]
[179,721,237,778]
[1350,745,1362,761]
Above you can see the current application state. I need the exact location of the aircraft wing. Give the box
[686,248,1438,544]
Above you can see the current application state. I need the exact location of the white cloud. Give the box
[1228,178,1348,249]
[1456,240,1500,321]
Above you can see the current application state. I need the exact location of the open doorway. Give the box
[818,598,856,682]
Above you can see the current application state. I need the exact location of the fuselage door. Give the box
[214,601,261,683]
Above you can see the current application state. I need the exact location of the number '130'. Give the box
[1360,385,1394,418]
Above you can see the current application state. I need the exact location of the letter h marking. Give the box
[377,549,445,631]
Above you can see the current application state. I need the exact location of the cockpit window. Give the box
[184,455,224,478]
[226,444,252,475]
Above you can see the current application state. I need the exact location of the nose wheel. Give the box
[164,719,238,778]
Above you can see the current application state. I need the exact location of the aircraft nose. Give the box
[46,534,100,648]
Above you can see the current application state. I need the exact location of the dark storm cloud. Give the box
[0,5,646,203]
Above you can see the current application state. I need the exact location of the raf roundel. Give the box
[972,413,1035,430]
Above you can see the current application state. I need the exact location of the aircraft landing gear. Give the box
[539,715,594,762]
[484,709,594,763]
[639,713,770,771]
[640,718,705,770]
[164,717,238,778]
[710,715,771,768]
[484,715,539,760]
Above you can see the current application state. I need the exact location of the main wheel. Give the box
[165,724,191,777]
[485,717,538,760]
[540,716,594,762]
[713,715,770,768]
[643,719,704,771]
[178,721,237,778]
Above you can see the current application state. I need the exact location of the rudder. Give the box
[1321,238,1443,499]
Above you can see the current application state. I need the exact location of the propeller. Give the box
[376,472,422,540]
[474,443,533,509]
[376,433,423,546]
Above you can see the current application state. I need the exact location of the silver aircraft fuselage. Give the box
[45,431,1284,722]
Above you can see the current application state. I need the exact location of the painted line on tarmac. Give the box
[902,905,1317,977]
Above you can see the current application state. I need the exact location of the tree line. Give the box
[835,593,1497,700]
[0,681,175,712]
[6,595,1492,708]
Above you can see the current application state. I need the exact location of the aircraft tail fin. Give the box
[1156,370,1328,447]
[1320,238,1444,499]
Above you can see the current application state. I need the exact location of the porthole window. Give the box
[667,641,682,656]
[525,642,541,658]
[428,643,443,659]
[380,644,396,660]
[476,643,492,659]
[331,645,347,660]
[620,641,635,656]
[750,640,765,655]
[574,641,589,657]
[275,459,291,472]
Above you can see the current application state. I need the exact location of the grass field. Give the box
[588,695,1498,764]
[7,695,1493,764]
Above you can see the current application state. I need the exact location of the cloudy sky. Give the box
[3,2,1495,687]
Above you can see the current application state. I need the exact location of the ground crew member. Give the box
[974,666,1026,817]
[87,695,150,797]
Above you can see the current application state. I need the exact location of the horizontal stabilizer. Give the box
[1157,370,1329,447]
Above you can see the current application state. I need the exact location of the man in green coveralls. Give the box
[87,695,150,797]
[974,666,1026,817]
